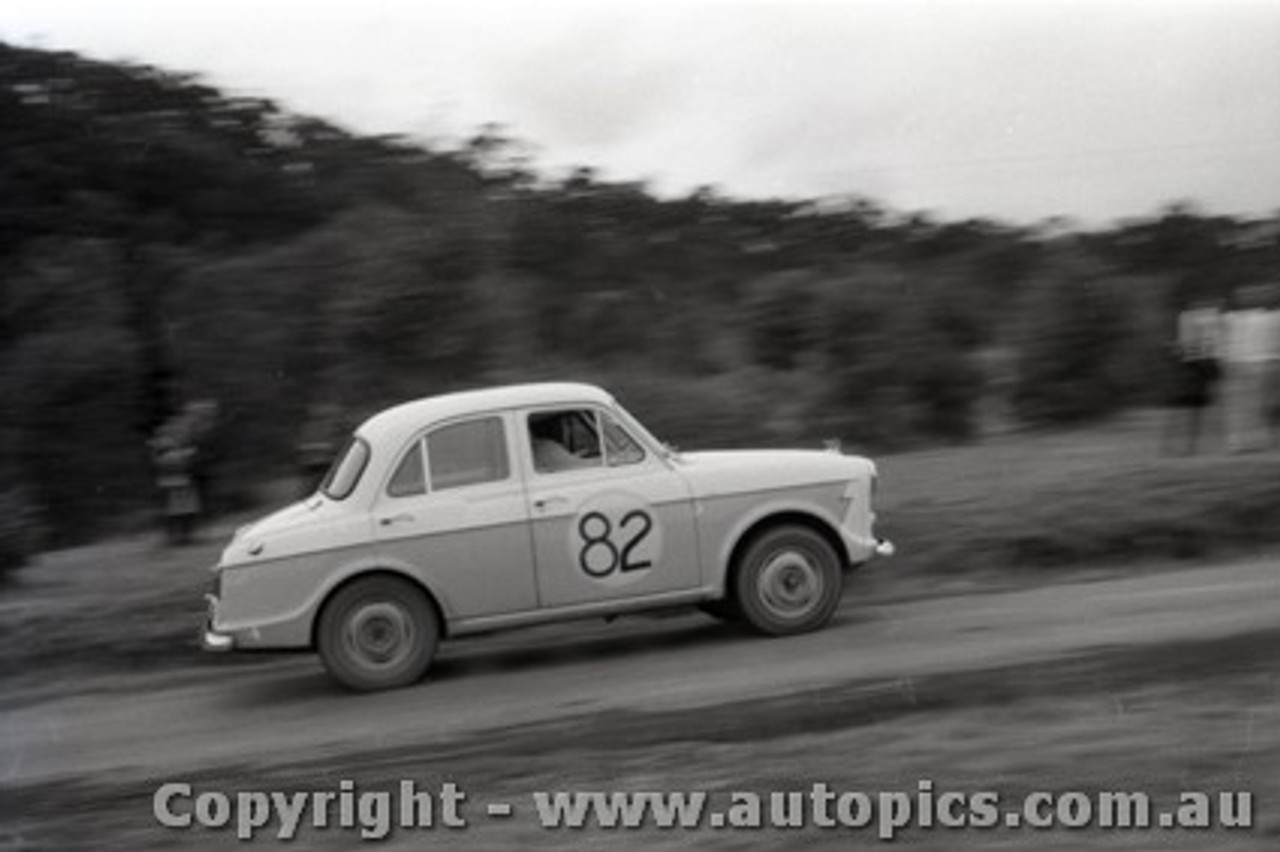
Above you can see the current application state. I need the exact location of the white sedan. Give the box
[203,383,892,691]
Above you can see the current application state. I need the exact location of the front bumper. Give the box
[840,530,896,566]
[201,593,234,652]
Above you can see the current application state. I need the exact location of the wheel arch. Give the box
[311,568,449,648]
[724,510,849,591]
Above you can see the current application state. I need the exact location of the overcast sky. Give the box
[2,0,1277,225]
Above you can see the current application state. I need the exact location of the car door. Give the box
[522,405,701,609]
[374,412,538,620]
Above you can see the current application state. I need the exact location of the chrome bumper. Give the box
[201,626,234,651]
[201,593,234,652]
[841,530,896,565]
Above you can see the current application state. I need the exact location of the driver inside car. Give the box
[529,412,597,473]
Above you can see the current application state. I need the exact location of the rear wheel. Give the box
[733,525,843,635]
[317,575,438,691]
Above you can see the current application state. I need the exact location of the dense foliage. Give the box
[2,42,1278,549]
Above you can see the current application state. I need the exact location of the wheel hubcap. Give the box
[757,549,822,619]
[343,601,415,670]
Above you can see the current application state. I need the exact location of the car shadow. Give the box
[435,615,747,677]
[216,602,885,709]
[220,613,752,707]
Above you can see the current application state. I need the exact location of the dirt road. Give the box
[11,422,1280,849]
[8,556,1278,791]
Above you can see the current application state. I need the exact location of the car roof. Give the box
[357,382,615,447]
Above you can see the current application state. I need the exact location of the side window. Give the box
[602,414,645,467]
[387,440,426,497]
[427,417,510,490]
[529,409,604,474]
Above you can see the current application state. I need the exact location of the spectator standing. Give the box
[1163,298,1222,455]
[152,430,199,545]
[1262,284,1280,449]
[150,399,219,545]
[1222,285,1274,452]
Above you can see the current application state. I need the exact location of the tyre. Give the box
[733,525,843,635]
[316,575,439,692]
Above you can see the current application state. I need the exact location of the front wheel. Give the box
[733,526,844,635]
[317,575,439,692]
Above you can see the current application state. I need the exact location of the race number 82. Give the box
[578,510,654,578]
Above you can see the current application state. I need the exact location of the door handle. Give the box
[379,513,415,526]
[533,496,568,511]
